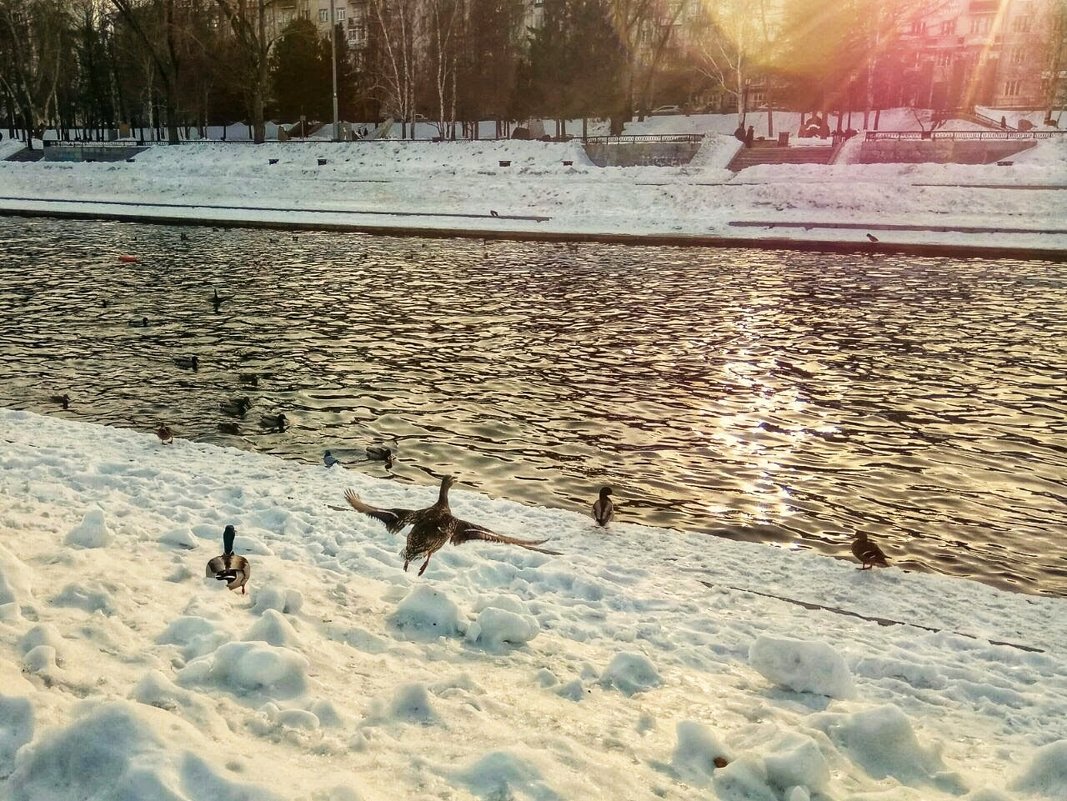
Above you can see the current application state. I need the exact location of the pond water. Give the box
[1,217,1065,596]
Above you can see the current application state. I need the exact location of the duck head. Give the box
[223,524,236,555]
[599,486,613,498]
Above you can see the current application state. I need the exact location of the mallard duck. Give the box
[851,532,889,570]
[365,445,395,468]
[238,373,259,387]
[324,450,343,468]
[217,421,241,435]
[205,524,250,593]
[174,355,199,370]
[155,424,174,444]
[50,393,70,410]
[592,487,614,526]
[261,413,287,433]
[343,475,560,576]
[128,317,149,327]
[219,396,251,416]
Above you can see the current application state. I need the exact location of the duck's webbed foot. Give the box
[418,556,432,576]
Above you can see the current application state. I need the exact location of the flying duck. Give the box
[155,424,174,444]
[592,487,614,526]
[261,413,288,433]
[219,396,252,416]
[50,393,70,410]
[210,288,232,313]
[343,475,560,576]
[205,524,250,593]
[174,355,199,370]
[851,531,889,570]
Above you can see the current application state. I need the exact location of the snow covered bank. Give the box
[1,408,1065,800]
[1,125,1065,255]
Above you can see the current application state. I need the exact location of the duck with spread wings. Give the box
[344,475,560,576]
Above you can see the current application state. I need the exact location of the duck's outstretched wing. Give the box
[449,519,561,555]
[344,488,416,534]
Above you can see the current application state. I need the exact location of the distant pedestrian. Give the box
[1000,115,1007,129]
[745,125,754,148]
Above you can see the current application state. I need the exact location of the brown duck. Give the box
[344,475,560,576]
[155,424,174,444]
[205,524,251,593]
[592,486,614,526]
[851,531,889,570]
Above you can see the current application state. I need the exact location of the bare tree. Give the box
[109,0,185,143]
[425,0,462,137]
[213,0,275,143]
[1041,0,1067,123]
[0,0,69,147]
[367,0,419,136]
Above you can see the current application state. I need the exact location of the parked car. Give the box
[650,105,682,116]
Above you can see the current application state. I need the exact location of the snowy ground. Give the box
[1,409,1066,801]
[1,110,1065,255]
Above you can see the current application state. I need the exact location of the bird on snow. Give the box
[324,450,343,468]
[592,486,615,527]
[490,210,499,217]
[851,531,889,570]
[205,524,250,594]
[866,233,879,243]
[50,393,70,410]
[174,355,199,370]
[155,424,174,444]
[343,474,560,576]
[261,412,288,433]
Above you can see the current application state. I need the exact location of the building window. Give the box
[910,19,927,34]
[970,15,990,34]
[1011,16,1031,32]
[301,9,310,19]
[936,52,952,67]
[319,9,328,21]
[1004,79,1021,97]
[940,19,955,35]
[1011,47,1025,65]
[336,8,345,19]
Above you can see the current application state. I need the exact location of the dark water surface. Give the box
[1,217,1065,596]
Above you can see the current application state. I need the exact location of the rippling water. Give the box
[1,217,1065,595]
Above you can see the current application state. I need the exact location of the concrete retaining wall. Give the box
[42,146,147,163]
[582,141,702,167]
[858,139,1036,164]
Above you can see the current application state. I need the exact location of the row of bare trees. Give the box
[2,0,1064,146]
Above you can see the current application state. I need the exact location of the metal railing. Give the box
[865,130,1066,141]
[42,139,161,148]
[583,133,705,144]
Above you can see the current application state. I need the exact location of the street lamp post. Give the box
[331,0,339,140]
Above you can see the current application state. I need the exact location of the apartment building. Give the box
[900,0,1062,109]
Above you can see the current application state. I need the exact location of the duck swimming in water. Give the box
[174,355,199,370]
[155,424,174,444]
[344,475,560,576]
[219,396,252,416]
[128,317,149,328]
[261,413,288,433]
[50,393,70,410]
[206,524,250,593]
[238,373,259,387]
[592,487,614,527]
[217,421,241,435]
[851,531,889,570]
